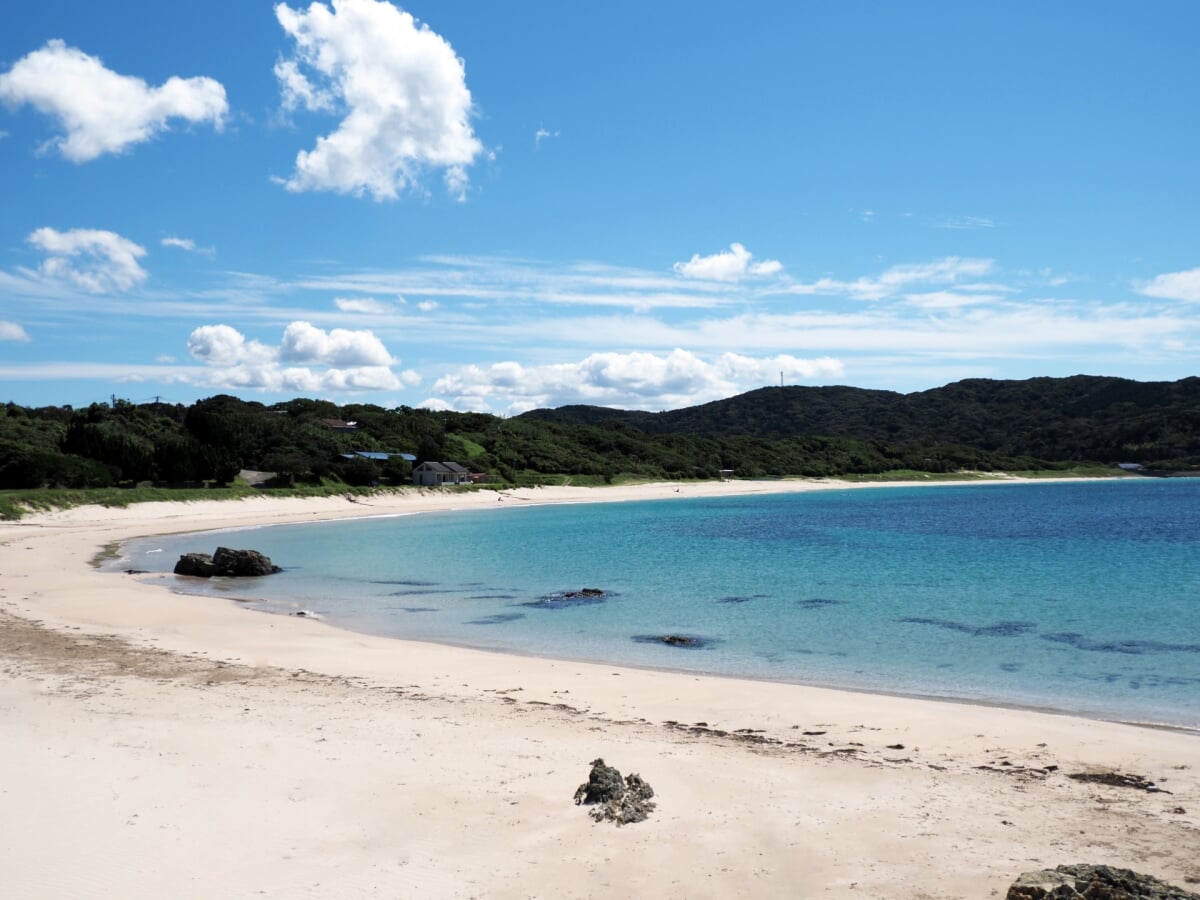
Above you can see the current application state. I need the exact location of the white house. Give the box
[412,461,473,486]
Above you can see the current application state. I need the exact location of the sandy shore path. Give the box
[2,482,1198,898]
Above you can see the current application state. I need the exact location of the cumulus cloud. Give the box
[279,320,394,366]
[1138,267,1200,303]
[275,58,335,113]
[0,39,227,161]
[187,324,277,367]
[0,321,31,342]
[674,243,783,282]
[417,299,438,311]
[186,321,402,392]
[534,126,559,147]
[274,0,484,200]
[27,227,148,293]
[430,349,843,413]
[790,257,995,302]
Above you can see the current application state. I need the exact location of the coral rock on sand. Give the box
[573,758,656,825]
[1006,864,1200,899]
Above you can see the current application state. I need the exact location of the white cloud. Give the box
[790,257,995,301]
[334,295,395,313]
[0,321,31,342]
[673,243,783,282]
[27,227,148,293]
[903,291,1000,310]
[279,320,394,366]
[1137,267,1200,303]
[161,235,216,257]
[275,59,335,112]
[291,255,737,311]
[534,126,559,147]
[417,299,438,311]
[274,0,484,201]
[430,349,843,413]
[0,39,227,161]
[186,321,401,393]
[936,215,995,230]
[187,324,277,367]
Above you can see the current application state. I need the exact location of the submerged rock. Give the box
[631,633,713,649]
[1006,864,1200,899]
[522,588,610,609]
[573,758,656,825]
[173,547,281,578]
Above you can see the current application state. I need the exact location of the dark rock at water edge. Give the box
[573,758,655,825]
[214,547,282,576]
[174,547,282,578]
[173,553,219,577]
[1007,864,1200,899]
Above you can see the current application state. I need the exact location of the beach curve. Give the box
[2,479,1198,898]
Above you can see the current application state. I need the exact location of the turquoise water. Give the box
[116,480,1200,729]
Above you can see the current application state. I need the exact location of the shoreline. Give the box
[152,568,1200,738]
[113,474,1197,735]
[3,478,1198,897]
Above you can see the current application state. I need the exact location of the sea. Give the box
[111,479,1200,730]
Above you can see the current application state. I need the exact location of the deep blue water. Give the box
[115,479,1200,728]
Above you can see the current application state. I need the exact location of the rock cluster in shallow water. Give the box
[173,547,281,578]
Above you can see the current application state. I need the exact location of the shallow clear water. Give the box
[115,479,1200,728]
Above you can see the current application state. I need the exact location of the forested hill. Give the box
[520,375,1200,464]
[3,375,1198,494]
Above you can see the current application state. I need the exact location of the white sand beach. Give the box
[2,480,1197,899]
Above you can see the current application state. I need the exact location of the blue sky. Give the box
[2,1,1198,414]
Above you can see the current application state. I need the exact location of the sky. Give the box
[1,1,1198,415]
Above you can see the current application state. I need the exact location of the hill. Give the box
[4,375,1198,496]
[520,375,1200,465]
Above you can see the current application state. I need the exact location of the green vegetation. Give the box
[3,375,1195,519]
[523,375,1200,467]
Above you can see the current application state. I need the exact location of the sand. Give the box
[1,480,1197,899]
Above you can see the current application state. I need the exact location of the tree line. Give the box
[9,373,1196,491]
[0,389,1075,492]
